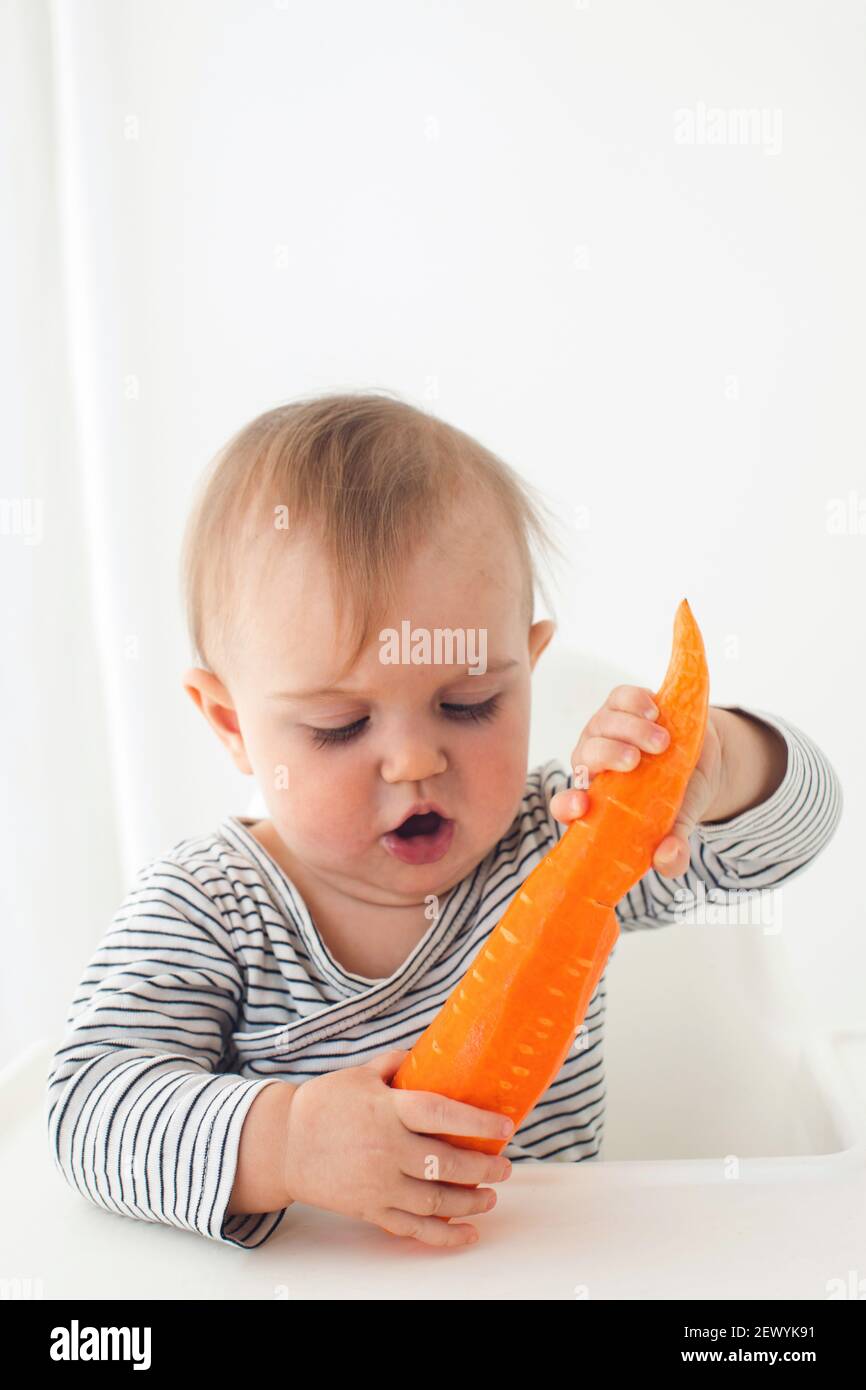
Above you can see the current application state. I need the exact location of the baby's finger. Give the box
[653,833,689,878]
[367,1048,411,1081]
[549,787,590,823]
[378,1208,480,1247]
[393,1174,497,1221]
[578,735,645,776]
[587,708,670,757]
[401,1140,512,1189]
[400,1138,511,1185]
[606,685,660,719]
[393,1089,514,1146]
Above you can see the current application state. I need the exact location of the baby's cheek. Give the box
[250,739,360,843]
[287,780,363,842]
[468,723,529,826]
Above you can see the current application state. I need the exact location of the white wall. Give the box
[3,0,862,1075]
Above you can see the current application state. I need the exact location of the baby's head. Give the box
[181,392,560,907]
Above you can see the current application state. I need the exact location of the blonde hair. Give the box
[180,390,563,683]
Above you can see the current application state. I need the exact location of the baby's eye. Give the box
[441,695,501,723]
[308,717,369,749]
[307,696,501,750]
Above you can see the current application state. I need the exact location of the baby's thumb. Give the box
[367,1048,411,1082]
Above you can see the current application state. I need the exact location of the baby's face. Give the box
[211,501,552,907]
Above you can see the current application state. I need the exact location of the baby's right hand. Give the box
[281,1049,513,1247]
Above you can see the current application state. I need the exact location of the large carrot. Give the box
[391,598,710,1159]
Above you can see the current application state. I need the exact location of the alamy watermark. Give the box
[379,621,488,675]
[674,103,783,156]
[0,1276,44,1299]
[826,1269,866,1299]
[826,490,866,535]
[49,1320,151,1370]
[0,498,42,545]
[669,879,783,935]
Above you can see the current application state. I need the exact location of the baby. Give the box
[46,393,843,1250]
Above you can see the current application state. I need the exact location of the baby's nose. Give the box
[379,737,448,784]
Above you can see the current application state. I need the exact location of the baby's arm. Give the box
[45,858,288,1248]
[225,1080,296,1216]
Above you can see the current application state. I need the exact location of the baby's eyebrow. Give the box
[267,658,519,702]
[266,685,370,702]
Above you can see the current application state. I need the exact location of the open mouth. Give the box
[393,811,445,839]
[381,809,455,865]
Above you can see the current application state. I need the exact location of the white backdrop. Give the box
[1,0,862,1075]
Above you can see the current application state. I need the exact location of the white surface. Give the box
[6,1033,865,1300]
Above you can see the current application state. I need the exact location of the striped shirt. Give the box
[46,704,842,1249]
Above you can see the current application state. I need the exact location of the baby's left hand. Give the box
[549,684,724,879]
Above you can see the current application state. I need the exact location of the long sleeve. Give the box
[45,857,289,1248]
[616,705,843,931]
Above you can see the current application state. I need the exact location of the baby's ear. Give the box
[181,667,253,775]
[528,619,555,671]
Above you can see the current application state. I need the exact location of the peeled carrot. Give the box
[391,598,710,1162]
